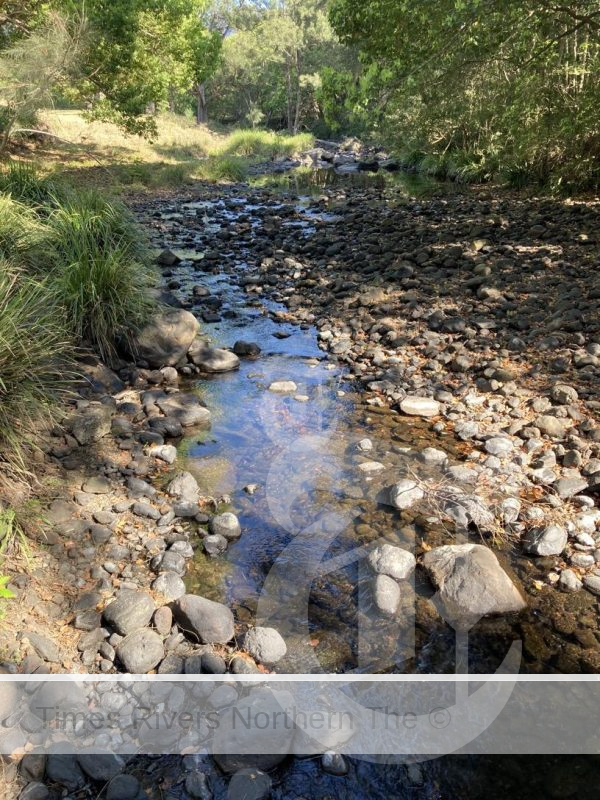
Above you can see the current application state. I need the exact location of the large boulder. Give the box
[172,594,234,644]
[422,543,526,626]
[102,591,155,635]
[133,309,200,368]
[116,629,164,673]
[188,342,240,373]
[242,627,287,665]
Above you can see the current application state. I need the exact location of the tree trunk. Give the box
[196,83,208,125]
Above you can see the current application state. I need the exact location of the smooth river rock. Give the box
[172,594,234,644]
[134,309,200,368]
[422,543,526,625]
[188,342,240,373]
[242,626,287,665]
[103,591,155,635]
[400,396,440,418]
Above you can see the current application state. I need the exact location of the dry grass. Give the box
[25,110,311,192]
[39,109,224,164]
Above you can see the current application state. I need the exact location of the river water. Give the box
[130,174,599,799]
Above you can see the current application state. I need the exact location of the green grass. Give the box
[0,162,60,207]
[196,155,248,182]
[0,261,74,471]
[217,129,314,159]
[45,190,155,361]
[0,195,46,267]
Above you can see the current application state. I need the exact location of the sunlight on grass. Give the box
[38,110,313,189]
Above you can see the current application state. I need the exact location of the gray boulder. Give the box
[77,750,125,782]
[213,688,295,772]
[156,393,211,428]
[134,309,200,368]
[422,543,526,625]
[522,525,567,557]
[167,471,200,503]
[388,480,424,511]
[69,403,113,446]
[233,341,261,358]
[400,397,440,418]
[103,591,155,635]
[373,574,401,616]
[188,342,240,372]
[116,629,164,673]
[172,594,234,644]
[209,512,241,540]
[242,626,287,665]
[367,544,416,581]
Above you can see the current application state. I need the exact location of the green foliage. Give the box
[58,0,222,135]
[197,155,248,182]
[0,575,14,600]
[208,0,355,133]
[329,0,600,189]
[0,261,73,469]
[45,191,155,361]
[218,129,314,159]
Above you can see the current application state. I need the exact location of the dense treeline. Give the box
[2,0,600,188]
[329,0,600,189]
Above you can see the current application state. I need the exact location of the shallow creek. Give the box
[139,191,533,676]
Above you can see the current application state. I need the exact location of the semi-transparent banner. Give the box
[2,675,600,761]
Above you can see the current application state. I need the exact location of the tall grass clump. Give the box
[46,192,155,361]
[0,261,73,471]
[218,129,314,159]
[0,163,60,208]
[197,156,248,183]
[0,196,45,267]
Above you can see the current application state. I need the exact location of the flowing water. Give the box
[150,191,522,676]
[134,178,597,799]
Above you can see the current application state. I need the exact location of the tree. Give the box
[208,0,350,132]
[0,11,83,152]
[328,0,600,187]
[57,0,222,133]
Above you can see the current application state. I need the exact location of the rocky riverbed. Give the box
[3,173,600,799]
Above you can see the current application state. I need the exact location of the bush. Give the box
[46,192,155,361]
[0,262,73,470]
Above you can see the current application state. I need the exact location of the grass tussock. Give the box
[218,129,314,159]
[0,166,156,468]
[0,263,73,470]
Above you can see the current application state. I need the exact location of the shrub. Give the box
[0,262,73,470]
